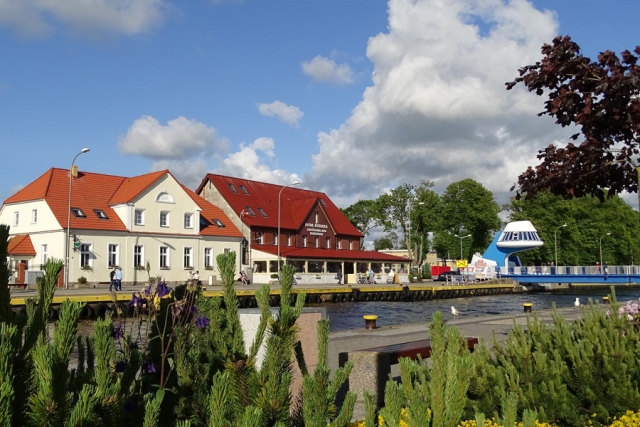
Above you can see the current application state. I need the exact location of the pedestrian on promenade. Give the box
[114,267,123,291]
[604,262,609,275]
[187,270,194,281]
[595,262,601,274]
[336,269,342,285]
[194,270,201,286]
[109,268,116,291]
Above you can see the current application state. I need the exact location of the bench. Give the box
[338,337,479,406]
[7,282,27,290]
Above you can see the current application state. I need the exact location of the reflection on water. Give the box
[320,288,640,331]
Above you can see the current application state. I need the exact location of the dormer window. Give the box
[213,219,225,228]
[239,185,249,195]
[228,183,238,193]
[245,206,256,216]
[71,208,86,218]
[94,209,108,219]
[257,208,268,217]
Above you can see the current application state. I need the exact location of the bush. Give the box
[270,273,279,279]
[77,276,87,284]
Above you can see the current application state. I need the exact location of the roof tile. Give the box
[7,234,36,256]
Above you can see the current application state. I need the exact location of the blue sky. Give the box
[1,0,639,209]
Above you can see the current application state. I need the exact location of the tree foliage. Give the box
[341,200,379,249]
[507,36,640,204]
[432,179,501,261]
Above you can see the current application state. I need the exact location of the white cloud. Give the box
[216,137,300,185]
[0,0,166,37]
[301,55,354,84]
[119,115,226,160]
[257,101,304,126]
[150,158,209,190]
[308,0,566,204]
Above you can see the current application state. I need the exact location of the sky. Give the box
[1,0,639,211]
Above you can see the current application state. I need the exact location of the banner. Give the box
[456,259,468,268]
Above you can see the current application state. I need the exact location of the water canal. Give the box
[320,287,640,331]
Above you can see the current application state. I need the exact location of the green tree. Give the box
[505,191,640,265]
[433,179,501,261]
[341,200,379,249]
[374,236,395,251]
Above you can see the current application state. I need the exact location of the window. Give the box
[315,212,319,223]
[183,247,193,268]
[155,192,174,203]
[160,211,169,227]
[134,245,144,268]
[257,231,264,244]
[326,237,331,249]
[160,246,169,268]
[13,211,18,226]
[228,183,238,193]
[239,184,249,195]
[315,236,319,247]
[184,213,193,229]
[286,234,291,246]
[337,239,342,250]
[349,239,353,250]
[94,209,108,219]
[41,244,48,265]
[257,207,268,217]
[213,219,225,228]
[303,235,307,248]
[32,209,37,224]
[224,248,231,254]
[135,209,145,226]
[245,206,256,216]
[80,243,92,268]
[108,244,119,267]
[204,248,213,268]
[71,208,86,218]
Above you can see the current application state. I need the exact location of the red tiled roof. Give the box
[180,185,243,238]
[197,174,363,237]
[253,245,408,262]
[109,170,167,205]
[7,234,36,256]
[2,168,241,238]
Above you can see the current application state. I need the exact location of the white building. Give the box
[1,168,243,287]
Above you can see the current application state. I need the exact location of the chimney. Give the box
[71,165,78,178]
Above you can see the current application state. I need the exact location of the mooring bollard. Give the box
[363,314,378,329]
[523,303,532,313]
[603,296,610,305]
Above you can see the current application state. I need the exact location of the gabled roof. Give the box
[254,245,407,262]
[2,168,241,238]
[180,185,243,238]
[197,174,363,237]
[7,234,36,256]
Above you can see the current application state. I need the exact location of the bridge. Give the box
[499,265,640,284]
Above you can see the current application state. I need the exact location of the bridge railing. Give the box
[501,265,640,276]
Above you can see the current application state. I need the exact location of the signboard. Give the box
[456,259,468,268]
[304,222,328,236]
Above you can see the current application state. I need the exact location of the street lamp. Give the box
[65,148,90,289]
[454,234,471,260]
[277,180,300,278]
[599,232,611,270]
[240,209,247,266]
[554,223,567,267]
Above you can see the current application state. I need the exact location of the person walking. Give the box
[114,267,123,291]
[336,268,343,285]
[109,268,116,291]
[604,262,609,275]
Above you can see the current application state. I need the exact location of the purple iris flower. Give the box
[111,324,124,340]
[129,293,147,308]
[156,282,171,298]
[190,305,198,314]
[142,361,157,374]
[195,315,210,329]
[115,361,127,373]
[143,285,152,298]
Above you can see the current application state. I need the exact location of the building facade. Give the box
[197,173,407,284]
[1,168,243,287]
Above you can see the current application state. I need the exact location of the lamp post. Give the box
[277,180,300,278]
[65,148,90,290]
[454,234,471,260]
[554,223,567,267]
[240,209,247,266]
[599,232,611,270]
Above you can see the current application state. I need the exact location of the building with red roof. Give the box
[196,174,408,284]
[1,168,242,287]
